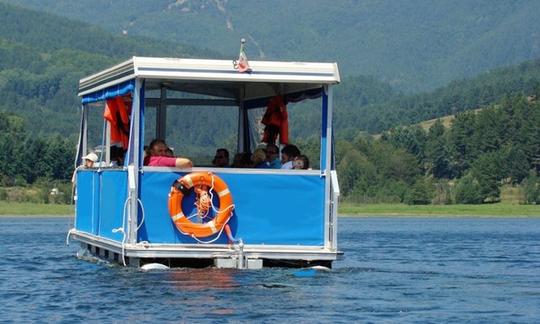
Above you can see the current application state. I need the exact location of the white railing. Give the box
[329,170,340,251]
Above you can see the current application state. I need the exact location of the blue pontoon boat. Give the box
[69,57,342,269]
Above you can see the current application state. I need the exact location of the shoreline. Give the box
[340,213,540,218]
[1,202,539,218]
[0,201,74,217]
[339,202,540,217]
[2,214,539,218]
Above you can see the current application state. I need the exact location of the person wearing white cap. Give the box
[82,152,98,168]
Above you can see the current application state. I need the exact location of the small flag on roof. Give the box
[233,38,252,73]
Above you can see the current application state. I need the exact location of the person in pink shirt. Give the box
[144,139,193,168]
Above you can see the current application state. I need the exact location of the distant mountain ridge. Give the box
[2,0,540,92]
[3,1,540,204]
[2,1,540,144]
[0,2,217,136]
[338,58,540,134]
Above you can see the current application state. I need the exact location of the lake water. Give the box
[1,217,539,322]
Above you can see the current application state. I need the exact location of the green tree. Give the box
[425,120,452,178]
[0,112,25,184]
[470,152,502,202]
[523,171,540,204]
[404,178,434,205]
[454,173,483,204]
[500,145,530,184]
[381,125,427,165]
[337,147,377,198]
[448,111,477,177]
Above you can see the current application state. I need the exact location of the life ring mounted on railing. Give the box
[168,172,235,242]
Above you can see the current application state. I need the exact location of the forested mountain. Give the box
[2,2,540,205]
[0,2,216,136]
[294,57,540,139]
[339,59,540,134]
[0,111,73,185]
[337,91,540,204]
[3,0,540,92]
[3,1,540,140]
[0,2,397,142]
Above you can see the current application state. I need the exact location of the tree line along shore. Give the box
[3,92,540,208]
[3,1,540,212]
[1,200,538,217]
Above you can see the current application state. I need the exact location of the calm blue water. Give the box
[1,217,539,322]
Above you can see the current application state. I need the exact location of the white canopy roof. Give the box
[78,56,340,101]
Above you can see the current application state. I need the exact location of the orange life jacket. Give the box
[261,95,289,145]
[104,96,130,149]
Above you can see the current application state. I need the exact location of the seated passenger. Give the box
[281,144,300,169]
[293,154,310,170]
[265,143,281,169]
[251,148,269,168]
[212,148,230,167]
[231,152,252,168]
[144,139,192,168]
[82,152,98,168]
[110,145,125,166]
[72,151,98,184]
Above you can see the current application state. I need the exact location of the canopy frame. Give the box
[78,56,340,248]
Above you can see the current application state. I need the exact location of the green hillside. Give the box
[0,2,398,150]
[2,1,540,207]
[0,2,216,136]
[3,0,540,92]
[3,2,540,143]
[336,90,540,205]
[342,59,540,134]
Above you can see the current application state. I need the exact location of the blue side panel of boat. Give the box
[75,170,128,242]
[138,172,179,243]
[75,170,96,234]
[138,171,325,246]
[98,171,128,241]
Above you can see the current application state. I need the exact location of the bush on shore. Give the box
[0,179,72,205]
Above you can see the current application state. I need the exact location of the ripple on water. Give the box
[1,217,539,322]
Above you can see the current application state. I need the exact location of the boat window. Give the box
[141,88,323,170]
[164,104,238,166]
[84,101,107,164]
[83,97,131,168]
[288,100,322,170]
[247,100,322,170]
[143,105,156,149]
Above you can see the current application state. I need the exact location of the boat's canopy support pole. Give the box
[321,85,335,250]
[105,121,111,165]
[127,79,143,244]
[82,105,88,160]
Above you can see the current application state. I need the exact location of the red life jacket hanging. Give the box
[261,95,289,145]
[103,96,130,149]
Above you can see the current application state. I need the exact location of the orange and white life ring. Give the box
[168,172,234,238]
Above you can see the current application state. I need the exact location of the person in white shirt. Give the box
[280,144,300,169]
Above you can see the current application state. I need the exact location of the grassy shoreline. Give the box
[1,201,539,217]
[339,202,540,217]
[0,201,73,216]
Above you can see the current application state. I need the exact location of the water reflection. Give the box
[165,268,238,291]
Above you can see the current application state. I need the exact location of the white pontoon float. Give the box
[69,56,342,269]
